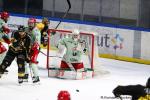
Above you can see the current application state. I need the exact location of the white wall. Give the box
[141,31,150,60]
[120,0,138,19]
[43,0,139,19]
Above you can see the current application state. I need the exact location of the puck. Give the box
[76,89,79,92]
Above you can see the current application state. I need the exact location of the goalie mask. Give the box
[71,29,80,41]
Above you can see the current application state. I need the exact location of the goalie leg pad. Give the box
[60,61,70,69]
[72,63,84,70]
[60,61,84,70]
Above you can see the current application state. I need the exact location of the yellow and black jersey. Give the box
[138,95,150,100]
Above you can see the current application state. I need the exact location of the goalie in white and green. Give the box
[57,29,87,72]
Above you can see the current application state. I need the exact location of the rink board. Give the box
[6,14,150,64]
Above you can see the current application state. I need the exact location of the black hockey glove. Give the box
[26,57,30,63]
[83,48,87,53]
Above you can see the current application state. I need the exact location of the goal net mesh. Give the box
[44,29,108,77]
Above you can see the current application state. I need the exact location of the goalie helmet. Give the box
[71,29,80,41]
[72,29,80,35]
[57,90,71,100]
[28,18,36,23]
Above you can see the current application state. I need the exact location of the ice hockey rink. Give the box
[0,49,150,100]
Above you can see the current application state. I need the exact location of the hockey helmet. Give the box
[28,18,36,23]
[57,90,71,100]
[1,11,9,19]
[71,29,80,41]
[28,18,36,28]
[42,17,50,25]
[146,77,150,88]
[18,25,25,32]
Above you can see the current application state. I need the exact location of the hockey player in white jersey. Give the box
[24,18,41,83]
[0,11,11,73]
[57,29,86,72]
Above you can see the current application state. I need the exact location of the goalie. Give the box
[56,29,87,72]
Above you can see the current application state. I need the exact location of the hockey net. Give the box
[45,29,105,79]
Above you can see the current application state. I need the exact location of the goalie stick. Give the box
[66,61,76,71]
[39,50,62,58]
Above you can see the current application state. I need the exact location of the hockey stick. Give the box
[118,96,123,100]
[24,48,34,81]
[54,0,71,29]
[40,0,71,55]
[39,50,62,58]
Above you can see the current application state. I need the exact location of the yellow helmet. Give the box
[42,17,50,25]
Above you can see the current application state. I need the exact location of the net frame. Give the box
[46,29,95,71]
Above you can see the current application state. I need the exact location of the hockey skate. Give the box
[33,76,40,84]
[0,67,5,78]
[18,78,23,84]
[4,69,8,74]
[0,72,3,78]
[0,70,8,78]
[23,74,29,82]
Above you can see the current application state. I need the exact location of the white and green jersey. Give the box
[0,19,8,39]
[26,27,41,45]
[58,37,85,63]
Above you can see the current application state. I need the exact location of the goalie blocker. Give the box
[47,29,94,79]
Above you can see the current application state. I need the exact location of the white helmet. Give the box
[72,29,80,35]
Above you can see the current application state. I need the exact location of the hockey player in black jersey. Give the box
[0,25,31,84]
[113,77,150,100]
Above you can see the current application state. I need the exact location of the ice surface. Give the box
[0,49,150,100]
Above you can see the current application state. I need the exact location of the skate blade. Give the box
[17,82,40,86]
[4,72,8,75]
[32,82,41,85]
[23,79,28,82]
[17,83,23,86]
[0,74,3,78]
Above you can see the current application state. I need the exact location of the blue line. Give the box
[10,12,150,32]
